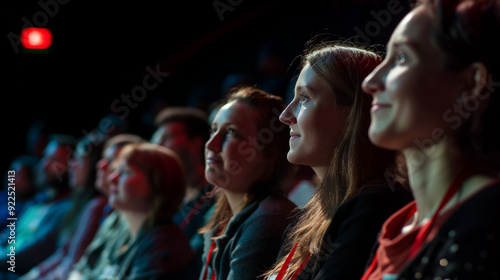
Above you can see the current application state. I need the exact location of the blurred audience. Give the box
[0,156,39,229]
[20,136,106,280]
[68,134,146,280]
[25,120,51,160]
[0,134,77,275]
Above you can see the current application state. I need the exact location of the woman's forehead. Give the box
[389,6,435,53]
[215,101,258,125]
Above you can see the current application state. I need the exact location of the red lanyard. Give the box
[276,242,311,280]
[201,240,217,280]
[202,224,226,280]
[360,167,476,280]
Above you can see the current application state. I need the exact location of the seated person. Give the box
[20,136,106,280]
[68,134,146,280]
[0,134,76,274]
[151,107,216,275]
[99,143,195,279]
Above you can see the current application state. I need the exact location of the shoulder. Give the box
[355,183,412,203]
[134,224,194,266]
[140,224,191,247]
[85,196,108,209]
[440,183,500,233]
[401,184,500,278]
[327,183,413,238]
[247,192,297,224]
[122,225,195,278]
[235,193,296,240]
[50,197,72,207]
[43,197,72,217]
[80,196,108,216]
[336,183,412,219]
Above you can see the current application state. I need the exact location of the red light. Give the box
[21,28,52,49]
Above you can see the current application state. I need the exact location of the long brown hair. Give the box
[265,43,399,279]
[200,86,292,234]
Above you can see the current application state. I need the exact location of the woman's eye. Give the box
[396,52,406,64]
[227,128,237,135]
[299,94,309,103]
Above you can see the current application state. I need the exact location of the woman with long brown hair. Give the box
[199,86,296,280]
[265,43,412,280]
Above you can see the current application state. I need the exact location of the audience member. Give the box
[20,136,105,280]
[360,1,500,278]
[265,43,412,280]
[0,134,76,275]
[100,143,195,279]
[151,107,215,275]
[200,86,296,280]
[67,134,146,280]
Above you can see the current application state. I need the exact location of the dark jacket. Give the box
[173,184,215,239]
[73,211,128,280]
[200,190,296,280]
[101,222,196,280]
[173,184,216,277]
[279,183,413,280]
[394,183,500,280]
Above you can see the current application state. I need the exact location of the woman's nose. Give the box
[205,131,221,153]
[108,171,119,185]
[362,63,386,96]
[97,159,109,170]
[279,103,297,126]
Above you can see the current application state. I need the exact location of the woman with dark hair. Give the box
[360,0,500,279]
[199,86,296,280]
[101,143,195,279]
[264,43,412,280]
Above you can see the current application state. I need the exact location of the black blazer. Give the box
[394,182,500,280]
[278,183,413,280]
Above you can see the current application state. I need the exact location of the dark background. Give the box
[4,0,411,174]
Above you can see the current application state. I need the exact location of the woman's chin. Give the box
[368,127,400,151]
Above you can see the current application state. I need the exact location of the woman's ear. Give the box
[460,62,489,102]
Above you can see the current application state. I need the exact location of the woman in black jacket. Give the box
[264,43,413,280]
[360,0,500,279]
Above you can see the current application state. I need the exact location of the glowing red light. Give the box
[21,28,52,49]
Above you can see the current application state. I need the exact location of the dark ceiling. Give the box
[4,0,411,171]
